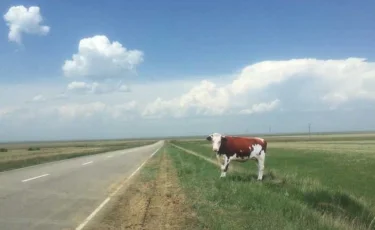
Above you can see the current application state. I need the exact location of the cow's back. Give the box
[224,136,267,156]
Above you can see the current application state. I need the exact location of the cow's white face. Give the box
[206,133,226,152]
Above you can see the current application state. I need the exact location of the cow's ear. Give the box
[222,136,227,142]
[206,135,212,141]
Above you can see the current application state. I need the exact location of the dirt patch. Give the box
[89,148,195,230]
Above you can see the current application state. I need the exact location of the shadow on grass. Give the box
[304,190,375,229]
[226,168,281,182]
[227,173,276,183]
[266,178,375,229]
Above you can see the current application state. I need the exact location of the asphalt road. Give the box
[0,140,164,230]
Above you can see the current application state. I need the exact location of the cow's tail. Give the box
[263,140,268,154]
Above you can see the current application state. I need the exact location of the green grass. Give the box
[0,141,155,172]
[168,137,375,230]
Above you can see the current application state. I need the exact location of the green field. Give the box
[0,139,157,172]
[166,133,375,230]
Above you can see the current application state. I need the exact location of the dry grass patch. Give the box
[269,141,375,155]
[88,148,197,230]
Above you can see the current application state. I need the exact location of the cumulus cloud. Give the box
[4,57,375,130]
[142,79,281,118]
[144,57,375,118]
[62,35,143,80]
[230,58,375,105]
[142,80,232,118]
[3,5,50,44]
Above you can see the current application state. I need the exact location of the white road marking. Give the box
[82,161,93,166]
[75,146,163,230]
[75,197,110,230]
[22,173,49,182]
[106,155,113,158]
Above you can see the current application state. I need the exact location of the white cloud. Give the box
[3,5,50,44]
[66,81,130,95]
[53,93,69,100]
[10,101,138,122]
[31,94,46,102]
[62,35,143,80]
[66,81,92,94]
[0,101,137,123]
[2,57,375,141]
[230,58,375,105]
[0,107,16,118]
[110,101,137,119]
[118,84,130,92]
[57,102,107,119]
[142,80,232,118]
[239,99,280,114]
[144,57,375,118]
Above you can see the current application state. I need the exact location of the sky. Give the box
[0,0,375,141]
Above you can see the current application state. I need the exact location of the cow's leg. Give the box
[220,155,228,177]
[220,154,237,178]
[216,153,222,167]
[256,150,265,181]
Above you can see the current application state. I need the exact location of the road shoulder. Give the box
[87,146,196,230]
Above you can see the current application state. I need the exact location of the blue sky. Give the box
[0,0,375,141]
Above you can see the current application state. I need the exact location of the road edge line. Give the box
[170,143,246,174]
[75,143,163,230]
[170,143,219,166]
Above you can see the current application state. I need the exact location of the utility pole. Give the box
[308,123,311,140]
[269,125,271,134]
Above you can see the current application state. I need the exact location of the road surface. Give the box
[0,140,164,230]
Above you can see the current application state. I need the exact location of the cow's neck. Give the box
[219,141,227,153]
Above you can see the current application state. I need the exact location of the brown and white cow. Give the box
[206,132,267,180]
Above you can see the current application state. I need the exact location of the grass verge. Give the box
[0,141,155,172]
[169,141,375,230]
[88,145,198,230]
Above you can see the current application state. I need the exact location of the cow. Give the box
[206,132,267,180]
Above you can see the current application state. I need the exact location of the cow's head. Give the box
[206,132,227,152]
